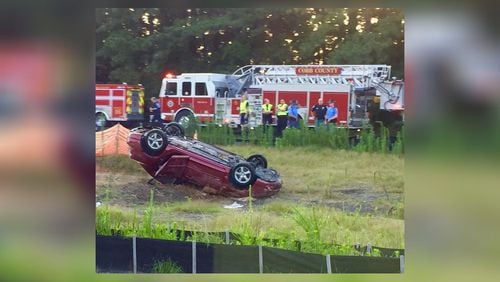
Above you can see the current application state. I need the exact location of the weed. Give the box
[152,259,184,273]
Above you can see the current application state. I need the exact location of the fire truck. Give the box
[95,83,145,128]
[158,65,404,128]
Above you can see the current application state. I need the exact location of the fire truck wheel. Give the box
[96,113,107,129]
[141,129,168,156]
[163,122,185,137]
[175,110,195,128]
[246,154,268,168]
[229,162,257,189]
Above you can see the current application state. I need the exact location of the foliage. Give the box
[328,9,404,78]
[96,8,404,97]
[96,202,403,257]
[188,121,404,154]
[152,259,184,273]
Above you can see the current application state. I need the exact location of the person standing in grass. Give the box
[287,99,299,129]
[239,93,250,128]
[326,100,338,129]
[276,99,288,136]
[311,98,328,127]
[262,98,273,126]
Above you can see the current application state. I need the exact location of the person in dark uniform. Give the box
[311,98,328,127]
[149,97,161,124]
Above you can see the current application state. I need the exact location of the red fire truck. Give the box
[95,83,145,127]
[158,65,404,128]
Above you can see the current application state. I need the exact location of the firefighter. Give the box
[262,98,273,126]
[239,94,249,127]
[276,99,288,136]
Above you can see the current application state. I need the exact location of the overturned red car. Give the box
[127,123,282,198]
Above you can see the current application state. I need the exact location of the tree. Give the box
[96,8,405,96]
[327,9,404,78]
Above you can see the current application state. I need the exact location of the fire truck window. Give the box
[182,82,191,96]
[195,83,208,96]
[166,82,177,95]
[216,87,229,97]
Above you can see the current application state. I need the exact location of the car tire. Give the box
[141,129,167,156]
[175,110,195,129]
[247,154,268,168]
[162,122,185,137]
[229,162,257,189]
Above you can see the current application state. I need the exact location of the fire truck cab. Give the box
[95,83,145,128]
[158,65,404,128]
[159,73,234,126]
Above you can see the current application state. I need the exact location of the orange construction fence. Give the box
[95,124,130,156]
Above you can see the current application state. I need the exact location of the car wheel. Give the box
[229,162,257,189]
[175,110,195,129]
[162,122,185,137]
[141,129,167,156]
[246,154,268,168]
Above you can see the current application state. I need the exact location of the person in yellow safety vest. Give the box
[239,94,249,127]
[262,98,273,126]
[276,98,288,136]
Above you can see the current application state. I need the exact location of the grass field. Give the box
[96,145,404,252]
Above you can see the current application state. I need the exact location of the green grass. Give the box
[152,259,184,273]
[219,145,404,196]
[96,138,404,257]
[96,145,404,199]
[96,155,145,173]
[162,200,223,214]
[96,201,404,253]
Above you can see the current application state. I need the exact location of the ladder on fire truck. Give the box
[230,64,402,106]
[232,64,389,87]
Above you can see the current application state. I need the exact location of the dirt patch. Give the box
[322,185,402,215]
[96,172,228,207]
[96,171,402,217]
[254,184,402,216]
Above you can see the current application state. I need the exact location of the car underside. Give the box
[127,123,282,198]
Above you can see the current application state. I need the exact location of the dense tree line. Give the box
[96,8,403,96]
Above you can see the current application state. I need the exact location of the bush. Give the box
[186,123,403,154]
[152,259,184,273]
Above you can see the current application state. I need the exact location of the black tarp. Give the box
[212,244,260,273]
[135,237,218,273]
[331,255,400,273]
[96,235,132,272]
[262,247,327,273]
[96,235,402,273]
